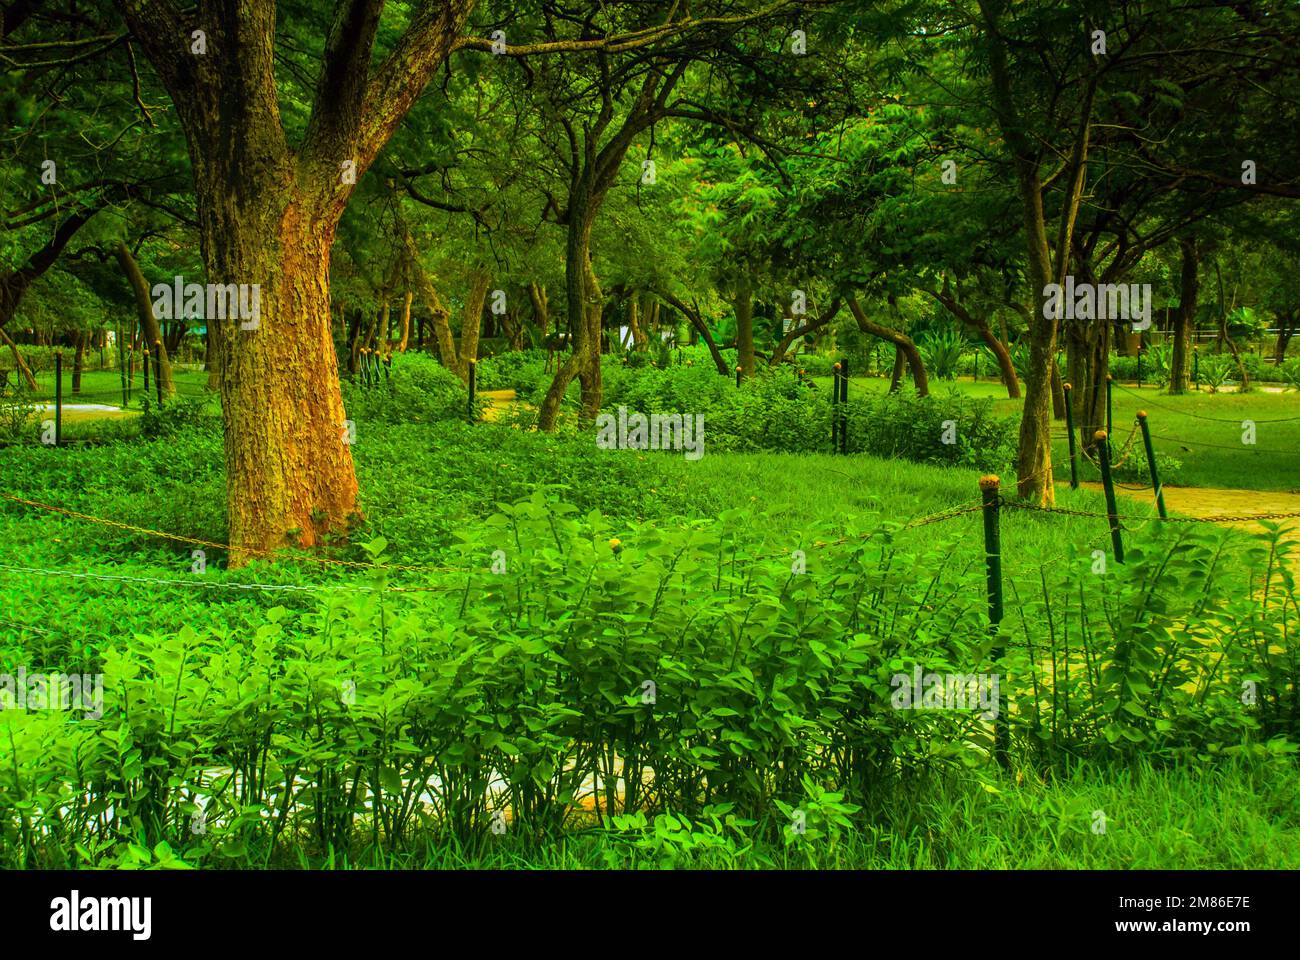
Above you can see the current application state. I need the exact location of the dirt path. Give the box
[1081,481,1300,536]
[480,388,518,423]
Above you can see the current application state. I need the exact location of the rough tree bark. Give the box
[396,290,413,352]
[1169,238,1199,394]
[528,281,549,342]
[458,265,490,371]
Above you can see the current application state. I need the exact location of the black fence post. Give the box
[1136,348,1143,389]
[1193,347,1199,391]
[1095,429,1125,563]
[830,362,841,452]
[54,349,63,448]
[1105,374,1114,458]
[383,352,392,386]
[154,339,164,405]
[1063,381,1079,490]
[735,364,742,388]
[838,357,849,454]
[467,358,477,422]
[142,339,150,395]
[116,327,127,408]
[1136,411,1167,519]
[979,475,1009,769]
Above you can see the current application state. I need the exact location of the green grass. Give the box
[258,756,1300,869]
[811,373,1300,492]
[22,364,213,406]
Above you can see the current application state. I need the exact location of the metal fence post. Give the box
[1136,411,1167,519]
[467,358,477,422]
[1095,429,1125,563]
[838,357,849,454]
[54,349,63,447]
[1063,381,1079,490]
[979,475,1008,769]
[154,339,164,405]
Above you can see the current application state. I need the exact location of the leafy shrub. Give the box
[139,394,213,438]
[475,348,550,392]
[1279,358,1300,391]
[1,492,1292,868]
[0,375,37,444]
[341,351,469,423]
[1199,353,1235,393]
[919,329,966,381]
[602,363,1016,468]
[1143,344,1172,386]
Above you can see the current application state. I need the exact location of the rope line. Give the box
[0,563,463,595]
[0,492,463,576]
[1000,498,1300,525]
[0,563,364,594]
[1147,432,1289,453]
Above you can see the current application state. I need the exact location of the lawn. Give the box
[810,373,1300,492]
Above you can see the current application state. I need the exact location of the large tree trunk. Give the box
[539,198,599,431]
[576,246,604,422]
[529,282,549,342]
[733,278,755,379]
[72,331,86,394]
[1275,310,1296,364]
[0,328,37,390]
[979,0,1094,504]
[846,295,928,396]
[459,266,490,371]
[114,241,176,397]
[1169,238,1199,394]
[200,196,358,564]
[114,0,479,564]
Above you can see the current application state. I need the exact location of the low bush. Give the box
[601,364,1016,469]
[341,351,470,423]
